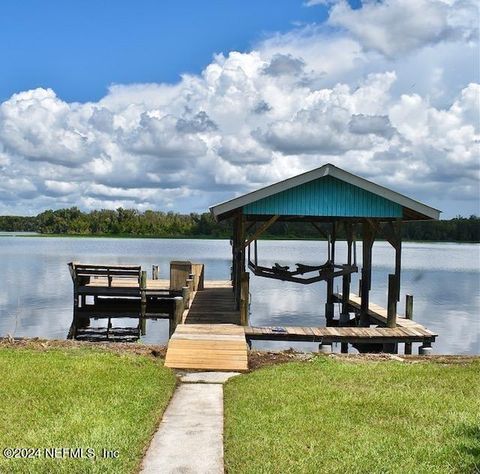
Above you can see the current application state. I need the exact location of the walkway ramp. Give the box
[184,286,241,325]
[165,324,248,372]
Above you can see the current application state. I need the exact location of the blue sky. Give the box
[0,0,478,218]
[0,0,345,103]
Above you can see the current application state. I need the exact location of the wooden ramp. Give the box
[184,286,241,325]
[165,324,248,371]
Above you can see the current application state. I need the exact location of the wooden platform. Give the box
[244,325,436,344]
[333,293,437,336]
[165,324,248,371]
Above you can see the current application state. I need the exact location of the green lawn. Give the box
[0,347,176,474]
[224,357,480,474]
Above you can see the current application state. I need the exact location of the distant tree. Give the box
[0,209,478,242]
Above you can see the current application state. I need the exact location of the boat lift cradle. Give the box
[246,234,358,285]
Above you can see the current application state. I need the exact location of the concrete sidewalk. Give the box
[140,372,239,474]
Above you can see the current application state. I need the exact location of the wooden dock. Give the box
[68,261,437,362]
[244,325,435,344]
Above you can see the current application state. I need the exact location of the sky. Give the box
[0,0,478,218]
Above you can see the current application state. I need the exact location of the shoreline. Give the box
[1,337,479,362]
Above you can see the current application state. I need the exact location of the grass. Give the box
[0,346,176,474]
[224,357,480,474]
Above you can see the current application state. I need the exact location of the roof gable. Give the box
[243,175,403,218]
[210,163,440,221]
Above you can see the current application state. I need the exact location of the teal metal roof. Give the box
[210,164,440,221]
[243,175,402,218]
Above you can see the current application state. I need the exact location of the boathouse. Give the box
[210,163,440,352]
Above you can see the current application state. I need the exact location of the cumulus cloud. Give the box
[0,0,478,217]
[328,0,479,57]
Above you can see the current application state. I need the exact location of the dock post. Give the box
[325,222,336,321]
[405,294,413,320]
[169,296,184,337]
[360,221,375,327]
[140,314,146,336]
[152,265,159,280]
[186,277,194,305]
[140,270,147,302]
[182,286,190,309]
[386,274,397,328]
[240,272,250,326]
[385,275,398,353]
[140,270,147,336]
[341,266,351,321]
[405,294,413,354]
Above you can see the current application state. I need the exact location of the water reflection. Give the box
[0,237,478,354]
[68,314,143,343]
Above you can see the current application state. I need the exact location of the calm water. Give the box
[0,236,479,354]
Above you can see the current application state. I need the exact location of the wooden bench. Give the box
[68,262,143,297]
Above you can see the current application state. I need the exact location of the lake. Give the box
[0,236,478,354]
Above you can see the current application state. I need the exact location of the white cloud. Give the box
[329,0,478,58]
[0,1,478,218]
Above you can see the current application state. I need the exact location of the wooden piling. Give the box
[405,294,413,354]
[405,294,413,320]
[360,221,375,327]
[170,296,184,337]
[387,274,397,328]
[186,278,194,303]
[341,265,351,318]
[240,272,250,326]
[325,222,336,321]
[182,286,190,309]
[140,270,147,305]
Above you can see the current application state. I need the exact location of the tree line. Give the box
[0,207,478,242]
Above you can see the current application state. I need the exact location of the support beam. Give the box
[244,215,279,248]
[325,221,336,321]
[233,212,246,308]
[310,222,329,240]
[360,220,375,326]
